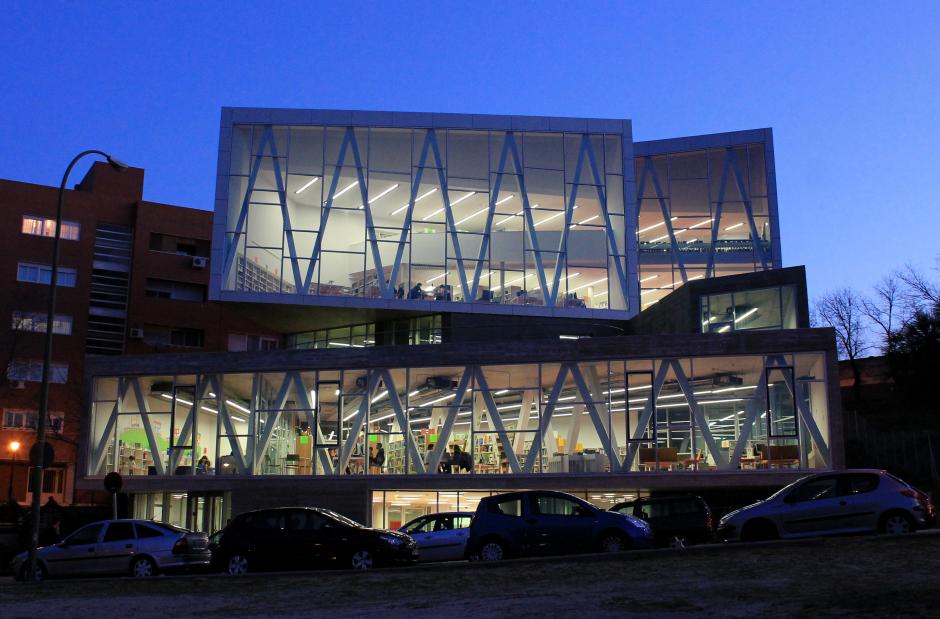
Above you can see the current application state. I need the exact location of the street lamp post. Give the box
[7,440,20,501]
[26,150,127,580]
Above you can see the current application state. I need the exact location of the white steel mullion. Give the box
[644,158,688,283]
[427,369,474,472]
[212,375,249,474]
[473,367,522,474]
[625,360,670,469]
[254,373,295,469]
[90,378,129,475]
[304,128,352,293]
[129,378,165,476]
[291,372,333,475]
[569,363,620,472]
[671,360,727,468]
[339,372,378,471]
[222,130,270,286]
[524,365,569,473]
[796,382,831,466]
[379,369,426,474]
[727,149,770,270]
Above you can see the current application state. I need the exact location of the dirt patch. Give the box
[3,534,939,618]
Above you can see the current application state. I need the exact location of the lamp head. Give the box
[9,440,20,453]
[106,156,129,172]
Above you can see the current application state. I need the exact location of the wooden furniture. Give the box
[638,447,679,471]
[759,445,800,468]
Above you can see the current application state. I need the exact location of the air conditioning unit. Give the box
[11,380,26,390]
[130,327,145,339]
[192,256,208,269]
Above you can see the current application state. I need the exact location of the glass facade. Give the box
[87,351,831,479]
[636,144,774,309]
[222,124,628,312]
[700,285,797,333]
[286,315,443,349]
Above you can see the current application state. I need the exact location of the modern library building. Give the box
[77,108,840,533]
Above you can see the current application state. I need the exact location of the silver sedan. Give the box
[13,519,210,581]
[399,512,473,562]
[718,469,935,542]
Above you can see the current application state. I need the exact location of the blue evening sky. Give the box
[1,1,937,301]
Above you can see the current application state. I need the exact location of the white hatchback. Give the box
[718,470,935,542]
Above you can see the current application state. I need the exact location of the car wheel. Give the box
[226,554,250,575]
[668,535,687,549]
[130,556,157,578]
[478,540,506,561]
[880,512,915,535]
[741,519,778,543]
[599,532,627,553]
[350,549,374,570]
[19,562,46,582]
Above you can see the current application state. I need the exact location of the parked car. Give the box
[466,490,652,561]
[399,512,473,562]
[211,507,418,573]
[718,469,936,543]
[610,494,713,548]
[12,519,210,581]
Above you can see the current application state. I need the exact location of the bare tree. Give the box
[861,273,903,353]
[899,261,940,313]
[814,287,870,408]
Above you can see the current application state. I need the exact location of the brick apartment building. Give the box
[0,162,273,505]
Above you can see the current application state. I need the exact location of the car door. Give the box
[447,515,473,561]
[97,522,138,574]
[402,516,441,562]
[44,523,105,577]
[778,475,849,536]
[528,493,596,556]
[430,515,469,562]
[837,473,883,532]
[286,509,340,567]
[248,510,288,569]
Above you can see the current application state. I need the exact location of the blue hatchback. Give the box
[466,490,653,561]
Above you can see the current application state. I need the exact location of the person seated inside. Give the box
[408,283,424,299]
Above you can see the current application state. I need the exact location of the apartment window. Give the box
[28,468,65,494]
[17,262,77,287]
[6,360,68,383]
[22,215,81,241]
[143,326,205,348]
[228,333,279,352]
[11,311,73,335]
[149,232,210,257]
[145,278,206,302]
[2,409,65,433]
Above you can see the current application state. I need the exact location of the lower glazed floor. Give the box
[79,469,820,534]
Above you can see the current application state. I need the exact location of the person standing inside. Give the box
[375,442,386,473]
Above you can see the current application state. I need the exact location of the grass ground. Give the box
[3,533,939,618]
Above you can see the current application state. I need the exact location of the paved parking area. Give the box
[3,532,940,618]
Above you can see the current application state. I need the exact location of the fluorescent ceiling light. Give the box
[639,275,658,283]
[690,218,713,229]
[225,399,251,414]
[494,389,509,395]
[455,207,489,226]
[423,191,475,221]
[391,187,438,216]
[637,217,678,235]
[717,325,731,333]
[371,390,388,404]
[570,215,599,229]
[332,180,359,200]
[570,277,607,293]
[535,206,577,227]
[491,273,533,292]
[495,204,538,226]
[494,194,514,206]
[558,335,580,340]
[734,307,758,323]
[426,272,447,283]
[724,223,744,231]
[359,183,399,209]
[294,177,319,195]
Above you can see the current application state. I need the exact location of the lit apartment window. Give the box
[2,409,65,433]
[6,359,69,383]
[145,278,206,302]
[16,262,77,287]
[22,215,81,241]
[11,311,73,335]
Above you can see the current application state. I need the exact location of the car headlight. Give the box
[379,534,405,546]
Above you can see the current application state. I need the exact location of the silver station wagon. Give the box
[13,519,210,581]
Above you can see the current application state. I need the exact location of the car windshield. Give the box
[321,509,364,528]
[766,477,808,501]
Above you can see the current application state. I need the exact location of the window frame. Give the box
[22,215,81,241]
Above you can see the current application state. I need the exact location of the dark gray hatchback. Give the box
[610,494,713,548]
